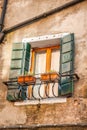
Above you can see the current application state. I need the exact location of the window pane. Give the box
[51,50,60,72]
[35,51,46,74]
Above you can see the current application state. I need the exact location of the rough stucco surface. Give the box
[0,102,27,125]
[0,0,2,16]
[4,0,72,28]
[0,0,87,128]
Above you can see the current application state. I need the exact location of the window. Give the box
[28,46,60,99]
[30,46,60,74]
[6,33,74,102]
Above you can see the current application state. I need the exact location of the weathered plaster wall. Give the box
[4,0,72,28]
[0,0,2,16]
[0,0,87,128]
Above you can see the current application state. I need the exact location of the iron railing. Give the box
[3,73,79,100]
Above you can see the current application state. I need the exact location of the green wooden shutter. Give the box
[59,33,74,97]
[9,42,31,79]
[7,42,31,101]
[7,84,20,102]
[19,86,27,100]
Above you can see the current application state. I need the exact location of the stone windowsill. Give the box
[14,97,67,106]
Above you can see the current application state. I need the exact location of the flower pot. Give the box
[41,72,59,81]
[18,75,36,84]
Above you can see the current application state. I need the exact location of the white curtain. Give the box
[35,51,46,74]
[34,51,46,99]
[51,50,60,72]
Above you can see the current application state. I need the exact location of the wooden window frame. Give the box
[30,45,60,74]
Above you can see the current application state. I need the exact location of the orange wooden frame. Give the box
[32,45,60,52]
[30,45,60,73]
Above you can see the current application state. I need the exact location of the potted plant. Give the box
[41,70,59,81]
[18,72,36,84]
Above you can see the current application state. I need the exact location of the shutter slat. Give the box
[11,60,22,69]
[62,51,72,63]
[62,62,71,73]
[62,34,74,43]
[12,50,23,59]
[9,69,22,79]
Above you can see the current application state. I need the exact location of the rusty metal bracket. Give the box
[60,73,80,81]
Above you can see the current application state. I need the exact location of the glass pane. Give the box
[51,50,60,72]
[35,51,46,74]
